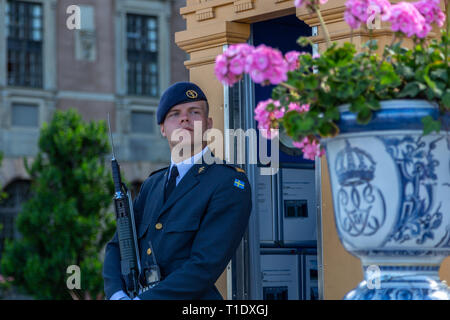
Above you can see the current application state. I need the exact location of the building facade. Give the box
[1,0,448,300]
[0,0,188,257]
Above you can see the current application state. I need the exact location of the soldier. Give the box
[103,82,252,300]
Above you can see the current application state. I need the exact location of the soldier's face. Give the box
[160,100,212,153]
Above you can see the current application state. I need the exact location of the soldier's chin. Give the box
[171,142,205,158]
[173,128,195,137]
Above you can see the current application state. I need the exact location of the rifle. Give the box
[107,114,141,299]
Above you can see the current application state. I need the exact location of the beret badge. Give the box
[186,90,198,99]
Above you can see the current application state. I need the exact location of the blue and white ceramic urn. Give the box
[324,100,450,300]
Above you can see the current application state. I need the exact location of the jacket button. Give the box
[147,248,152,255]
[155,223,163,230]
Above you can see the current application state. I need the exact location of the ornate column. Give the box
[175,4,251,298]
[176,21,250,134]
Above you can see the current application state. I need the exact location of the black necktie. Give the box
[164,165,179,202]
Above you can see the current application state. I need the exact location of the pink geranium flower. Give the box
[288,102,310,113]
[413,0,446,28]
[246,45,289,85]
[344,0,369,29]
[285,51,302,71]
[215,42,305,86]
[254,99,285,139]
[215,43,291,86]
[344,0,392,30]
[389,2,430,38]
[214,43,254,86]
[292,136,325,160]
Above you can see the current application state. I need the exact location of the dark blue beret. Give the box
[157,82,208,124]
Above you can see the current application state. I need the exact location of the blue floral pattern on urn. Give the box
[381,136,445,247]
[324,100,450,300]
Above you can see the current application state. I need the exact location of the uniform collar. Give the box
[169,146,209,181]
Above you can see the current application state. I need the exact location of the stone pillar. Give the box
[176,21,250,135]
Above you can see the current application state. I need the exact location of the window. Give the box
[6,0,43,88]
[75,5,96,61]
[126,14,158,97]
[11,103,39,127]
[0,180,31,257]
[131,111,156,134]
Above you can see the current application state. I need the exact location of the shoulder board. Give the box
[223,163,246,174]
[235,167,245,173]
[148,166,168,178]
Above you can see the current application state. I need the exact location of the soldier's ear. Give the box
[160,124,166,137]
[207,117,213,130]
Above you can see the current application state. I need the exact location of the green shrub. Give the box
[0,109,115,299]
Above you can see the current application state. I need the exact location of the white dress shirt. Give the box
[169,146,209,186]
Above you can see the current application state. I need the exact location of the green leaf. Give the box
[366,98,381,111]
[426,87,437,100]
[389,41,402,54]
[397,65,415,80]
[324,107,340,121]
[398,82,426,98]
[379,70,401,86]
[430,69,448,82]
[336,83,354,99]
[424,76,444,97]
[356,108,373,124]
[424,74,437,90]
[350,96,366,113]
[422,116,441,135]
[318,121,339,138]
[297,36,314,47]
[304,76,319,90]
[297,117,315,132]
[442,90,450,108]
[414,50,426,65]
[362,39,378,51]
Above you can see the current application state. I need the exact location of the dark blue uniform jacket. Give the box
[103,160,252,299]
